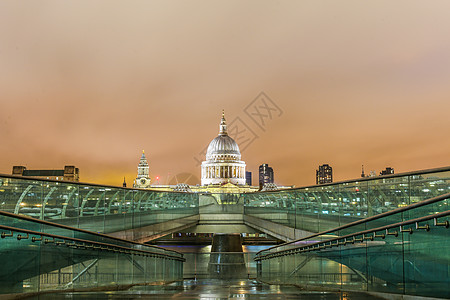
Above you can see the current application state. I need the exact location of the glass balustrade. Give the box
[244,167,450,233]
[0,210,184,295]
[0,174,199,234]
[254,193,450,298]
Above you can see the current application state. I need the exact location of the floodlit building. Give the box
[201,111,246,186]
[134,151,151,188]
[131,112,290,193]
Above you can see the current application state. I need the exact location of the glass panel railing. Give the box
[244,167,450,234]
[0,210,184,296]
[254,193,450,298]
[256,192,450,257]
[0,174,199,234]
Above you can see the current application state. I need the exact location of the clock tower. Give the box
[134,150,151,188]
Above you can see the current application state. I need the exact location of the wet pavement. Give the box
[31,279,383,299]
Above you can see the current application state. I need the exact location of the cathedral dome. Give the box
[206,135,240,160]
[201,111,246,186]
[205,112,241,161]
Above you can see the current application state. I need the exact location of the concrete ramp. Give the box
[244,215,313,242]
[108,214,200,242]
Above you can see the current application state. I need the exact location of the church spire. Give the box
[219,110,227,136]
[137,150,149,178]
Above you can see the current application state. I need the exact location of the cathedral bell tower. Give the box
[134,150,151,188]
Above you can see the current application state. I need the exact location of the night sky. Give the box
[1,1,449,187]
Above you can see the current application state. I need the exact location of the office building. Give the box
[316,164,332,184]
[245,171,252,186]
[259,164,274,189]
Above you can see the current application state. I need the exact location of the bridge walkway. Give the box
[0,209,184,296]
[254,193,450,299]
[0,167,449,298]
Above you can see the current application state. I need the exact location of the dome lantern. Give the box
[219,110,227,136]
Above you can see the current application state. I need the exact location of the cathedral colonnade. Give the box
[203,165,245,180]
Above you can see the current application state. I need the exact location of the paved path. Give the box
[31,279,383,299]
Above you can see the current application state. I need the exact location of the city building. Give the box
[130,112,295,193]
[316,164,332,184]
[259,164,274,189]
[201,111,246,186]
[134,150,151,188]
[380,167,394,176]
[245,171,252,186]
[12,165,79,182]
[132,112,258,194]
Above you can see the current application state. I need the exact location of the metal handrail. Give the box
[255,209,450,261]
[0,209,183,256]
[0,224,185,261]
[255,192,450,256]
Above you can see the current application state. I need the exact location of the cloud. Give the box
[0,1,449,187]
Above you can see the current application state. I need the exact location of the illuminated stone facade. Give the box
[201,112,246,186]
[134,151,151,188]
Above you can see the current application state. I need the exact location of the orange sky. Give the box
[1,1,449,187]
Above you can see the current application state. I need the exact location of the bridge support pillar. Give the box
[208,233,247,279]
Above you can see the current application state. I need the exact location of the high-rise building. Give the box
[316,164,332,184]
[380,167,394,176]
[12,165,79,182]
[259,164,274,189]
[245,171,252,186]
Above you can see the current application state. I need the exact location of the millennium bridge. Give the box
[0,166,449,299]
